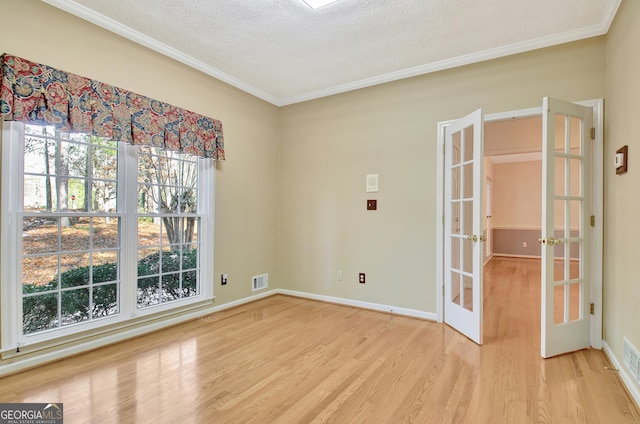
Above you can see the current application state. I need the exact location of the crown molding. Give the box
[43,0,620,107]
[278,23,611,105]
[600,0,622,32]
[41,0,280,105]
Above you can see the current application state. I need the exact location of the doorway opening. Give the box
[435,99,603,356]
[483,116,543,346]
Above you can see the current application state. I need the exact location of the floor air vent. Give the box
[623,337,640,385]
[252,273,268,291]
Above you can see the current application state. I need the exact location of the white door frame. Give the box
[436,99,603,350]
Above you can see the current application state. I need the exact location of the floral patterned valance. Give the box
[0,54,224,160]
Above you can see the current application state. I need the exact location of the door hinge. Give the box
[590,303,595,315]
[590,215,595,227]
[590,127,596,140]
[442,215,445,224]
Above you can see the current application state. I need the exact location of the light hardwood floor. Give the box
[0,257,638,423]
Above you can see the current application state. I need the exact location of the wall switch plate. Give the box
[359,273,366,284]
[366,174,379,192]
[367,199,377,210]
[221,273,228,285]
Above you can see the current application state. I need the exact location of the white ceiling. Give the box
[43,0,620,106]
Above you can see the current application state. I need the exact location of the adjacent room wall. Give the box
[604,0,640,396]
[0,1,279,318]
[492,160,542,257]
[278,37,606,313]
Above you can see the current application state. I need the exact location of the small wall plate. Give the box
[367,199,377,210]
[366,174,379,192]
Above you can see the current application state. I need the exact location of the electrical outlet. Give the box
[221,273,228,285]
[522,242,527,248]
[359,273,366,284]
[337,271,343,281]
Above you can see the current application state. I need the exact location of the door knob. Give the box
[467,235,478,242]
[539,236,561,245]
[548,236,561,245]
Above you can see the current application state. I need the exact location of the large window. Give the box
[1,123,214,352]
[136,146,201,308]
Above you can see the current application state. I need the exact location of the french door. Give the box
[540,97,592,358]
[441,99,595,355]
[443,109,483,345]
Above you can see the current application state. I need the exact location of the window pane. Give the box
[60,252,91,288]
[93,283,119,318]
[92,251,118,284]
[68,180,87,211]
[187,219,199,243]
[183,270,198,296]
[23,293,58,334]
[161,218,177,245]
[61,288,90,325]
[92,181,117,213]
[60,216,90,252]
[138,248,160,276]
[24,137,55,175]
[162,273,181,302]
[24,175,57,211]
[61,141,88,178]
[23,217,59,255]
[92,146,118,181]
[23,256,58,291]
[183,247,198,271]
[138,276,160,307]
[92,217,120,249]
[138,217,162,246]
[162,248,181,273]
[138,184,158,213]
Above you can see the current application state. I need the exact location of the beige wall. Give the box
[279,37,606,313]
[492,160,542,229]
[0,0,280,308]
[605,0,640,375]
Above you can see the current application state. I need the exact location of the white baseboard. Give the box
[277,289,437,321]
[493,253,541,259]
[213,289,279,310]
[602,340,640,409]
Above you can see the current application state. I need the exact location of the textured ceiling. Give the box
[43,0,620,106]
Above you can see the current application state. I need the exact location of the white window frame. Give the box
[1,122,214,354]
